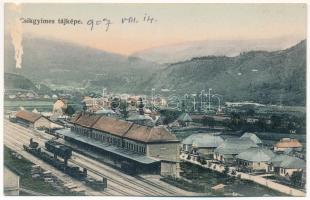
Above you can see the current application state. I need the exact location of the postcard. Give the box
[2,1,307,197]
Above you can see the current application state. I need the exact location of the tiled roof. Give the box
[236,147,275,162]
[240,132,262,144]
[74,113,101,128]
[215,138,258,155]
[16,110,42,123]
[93,116,133,137]
[70,113,179,144]
[275,138,302,148]
[70,112,82,123]
[124,124,178,143]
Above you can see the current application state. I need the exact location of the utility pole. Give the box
[208,88,212,111]
[151,88,155,111]
[200,90,205,112]
[193,97,196,111]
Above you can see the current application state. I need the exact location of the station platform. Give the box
[56,129,159,165]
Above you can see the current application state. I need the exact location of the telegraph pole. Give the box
[208,88,212,111]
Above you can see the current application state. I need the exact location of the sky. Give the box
[4,3,307,55]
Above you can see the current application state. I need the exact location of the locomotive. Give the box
[23,138,107,191]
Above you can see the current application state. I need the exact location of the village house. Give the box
[214,137,258,164]
[274,138,303,152]
[15,110,51,129]
[177,113,193,127]
[53,99,68,116]
[182,133,224,159]
[236,147,275,172]
[240,132,262,145]
[267,155,306,178]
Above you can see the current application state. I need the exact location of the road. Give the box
[4,119,201,196]
[180,153,306,197]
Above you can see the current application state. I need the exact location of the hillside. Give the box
[145,40,306,106]
[4,35,162,92]
[4,72,52,94]
[132,37,303,64]
[4,34,306,105]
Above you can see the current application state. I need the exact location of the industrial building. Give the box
[57,112,180,177]
[15,110,51,129]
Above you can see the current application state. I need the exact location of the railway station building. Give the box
[57,112,180,177]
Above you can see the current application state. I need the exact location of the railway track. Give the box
[4,122,157,196]
[4,129,140,195]
[70,159,153,196]
[4,120,191,196]
[72,153,178,196]
[4,130,116,195]
[4,137,112,196]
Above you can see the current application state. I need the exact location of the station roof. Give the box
[72,113,101,128]
[70,113,178,144]
[123,124,179,143]
[16,110,42,123]
[56,129,159,164]
[92,116,133,137]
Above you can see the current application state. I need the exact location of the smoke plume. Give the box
[9,3,23,69]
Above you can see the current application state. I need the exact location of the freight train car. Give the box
[24,139,107,191]
[45,140,72,160]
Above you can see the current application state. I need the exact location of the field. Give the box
[4,100,54,112]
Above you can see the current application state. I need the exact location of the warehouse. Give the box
[15,110,51,129]
[57,112,180,177]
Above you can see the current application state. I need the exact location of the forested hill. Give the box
[145,40,306,106]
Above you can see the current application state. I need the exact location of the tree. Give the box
[138,97,144,115]
[111,98,120,111]
[64,105,75,116]
[159,109,181,125]
[270,115,282,129]
[82,101,87,112]
[290,171,303,187]
[120,100,129,118]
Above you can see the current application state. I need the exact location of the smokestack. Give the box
[9,3,23,69]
